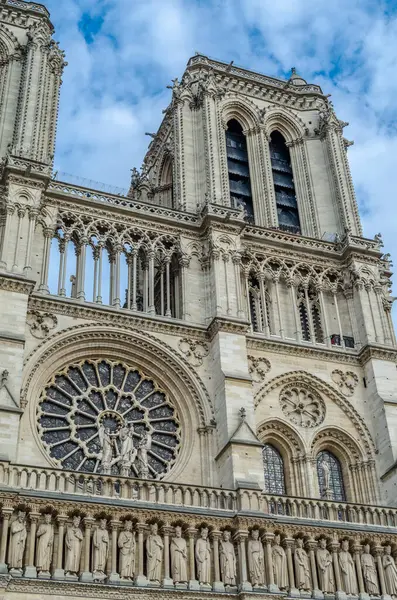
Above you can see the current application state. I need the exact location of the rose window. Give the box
[279,385,325,428]
[37,359,181,479]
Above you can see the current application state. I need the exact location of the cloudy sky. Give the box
[44,0,397,324]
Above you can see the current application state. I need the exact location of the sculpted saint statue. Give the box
[383,546,397,596]
[118,422,137,477]
[98,425,118,474]
[316,538,334,593]
[272,534,288,590]
[36,513,54,575]
[137,430,152,479]
[361,545,379,596]
[92,519,109,579]
[219,530,236,586]
[294,538,311,591]
[8,511,27,572]
[170,526,188,583]
[65,516,83,576]
[248,530,265,587]
[196,527,211,585]
[339,540,358,594]
[146,523,163,582]
[118,520,136,580]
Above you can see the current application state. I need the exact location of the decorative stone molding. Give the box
[279,384,325,428]
[26,310,57,339]
[331,370,359,397]
[178,338,209,367]
[248,356,271,383]
[0,274,35,295]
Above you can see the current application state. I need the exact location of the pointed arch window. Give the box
[263,443,286,495]
[248,275,272,333]
[226,119,254,223]
[297,284,323,343]
[317,450,346,501]
[270,131,301,234]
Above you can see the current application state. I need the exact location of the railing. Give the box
[4,0,50,16]
[1,462,397,529]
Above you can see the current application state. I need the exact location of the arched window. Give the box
[248,275,272,333]
[226,119,254,223]
[317,450,346,501]
[263,444,286,495]
[269,131,301,234]
[297,284,323,343]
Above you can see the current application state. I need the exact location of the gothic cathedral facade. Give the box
[0,1,396,599]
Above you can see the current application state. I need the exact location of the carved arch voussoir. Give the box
[310,426,364,463]
[257,417,306,459]
[263,106,307,142]
[220,95,261,132]
[255,370,376,458]
[0,23,21,56]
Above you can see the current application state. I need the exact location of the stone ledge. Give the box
[0,272,36,295]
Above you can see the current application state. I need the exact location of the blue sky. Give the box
[44,0,397,326]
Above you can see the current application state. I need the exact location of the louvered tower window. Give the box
[226,119,254,223]
[270,131,301,234]
[297,284,324,343]
[263,444,286,495]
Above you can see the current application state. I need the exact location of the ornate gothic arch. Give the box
[254,370,376,459]
[262,106,306,142]
[21,323,214,482]
[310,426,364,463]
[0,23,20,56]
[220,95,261,132]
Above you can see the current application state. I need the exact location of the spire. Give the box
[288,66,307,86]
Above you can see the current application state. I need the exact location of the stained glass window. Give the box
[263,444,286,495]
[317,450,346,501]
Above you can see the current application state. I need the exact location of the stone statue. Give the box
[320,459,331,491]
[65,515,83,577]
[383,546,397,596]
[361,545,379,596]
[137,430,152,479]
[118,520,136,581]
[98,425,118,474]
[339,540,358,594]
[170,526,188,584]
[36,513,54,576]
[272,534,288,590]
[92,519,109,581]
[248,530,265,588]
[219,530,236,586]
[8,511,27,573]
[294,538,311,591]
[195,527,211,585]
[316,538,334,593]
[118,421,137,477]
[146,523,163,583]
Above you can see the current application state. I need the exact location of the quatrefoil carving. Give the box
[248,356,271,383]
[331,370,359,397]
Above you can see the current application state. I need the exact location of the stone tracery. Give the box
[279,384,325,428]
[37,359,181,480]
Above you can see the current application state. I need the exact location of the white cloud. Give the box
[45,0,397,325]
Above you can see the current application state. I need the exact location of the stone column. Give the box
[0,508,13,573]
[353,542,368,600]
[162,525,173,588]
[330,540,346,600]
[187,527,199,591]
[235,531,252,592]
[12,206,25,271]
[38,227,53,293]
[80,517,94,582]
[284,537,300,597]
[53,514,67,579]
[24,512,40,578]
[232,252,244,319]
[263,532,277,592]
[23,208,39,275]
[0,204,15,270]
[76,238,87,301]
[306,538,323,599]
[211,531,224,592]
[135,522,147,587]
[108,520,120,584]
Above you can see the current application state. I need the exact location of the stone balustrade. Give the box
[1,462,397,531]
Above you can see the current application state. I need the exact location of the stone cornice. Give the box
[0,272,35,295]
[207,316,250,340]
[358,344,397,365]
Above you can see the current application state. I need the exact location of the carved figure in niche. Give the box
[65,516,83,576]
[119,422,137,477]
[320,459,331,490]
[118,520,136,581]
[294,538,311,591]
[316,538,334,593]
[272,534,288,590]
[36,513,54,576]
[8,511,27,573]
[196,527,211,585]
[339,540,358,594]
[92,519,109,581]
[146,523,163,582]
[220,530,236,586]
[383,546,397,596]
[98,425,119,474]
[248,529,265,588]
[171,526,188,584]
[361,545,379,596]
[137,430,152,479]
